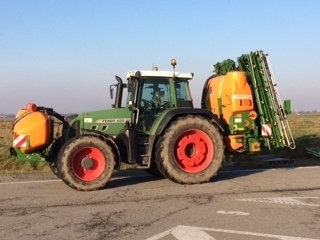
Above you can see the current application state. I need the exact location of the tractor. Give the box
[10,50,295,191]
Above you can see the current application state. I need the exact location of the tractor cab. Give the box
[124,60,194,132]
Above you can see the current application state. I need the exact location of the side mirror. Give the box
[110,88,114,99]
[110,85,115,99]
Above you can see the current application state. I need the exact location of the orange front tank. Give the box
[13,109,53,153]
[206,71,254,125]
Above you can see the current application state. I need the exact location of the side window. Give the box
[154,83,170,103]
[141,82,154,102]
[175,80,192,101]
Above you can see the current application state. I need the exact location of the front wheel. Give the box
[48,136,65,178]
[49,163,59,178]
[57,135,115,191]
[156,115,224,184]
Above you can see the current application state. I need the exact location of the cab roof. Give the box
[126,70,194,80]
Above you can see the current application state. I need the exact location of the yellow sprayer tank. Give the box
[206,71,254,124]
[205,71,255,152]
[13,108,53,153]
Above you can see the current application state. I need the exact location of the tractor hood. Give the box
[76,108,132,136]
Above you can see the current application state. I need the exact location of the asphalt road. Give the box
[1,167,320,240]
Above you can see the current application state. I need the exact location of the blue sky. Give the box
[1,0,319,114]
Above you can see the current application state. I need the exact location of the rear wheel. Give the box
[156,115,224,184]
[57,135,115,191]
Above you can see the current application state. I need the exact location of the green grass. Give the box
[1,114,320,174]
[270,114,320,158]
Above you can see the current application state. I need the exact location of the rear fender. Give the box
[155,108,224,136]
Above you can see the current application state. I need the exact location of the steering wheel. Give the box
[141,99,154,110]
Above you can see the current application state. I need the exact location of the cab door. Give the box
[136,78,171,133]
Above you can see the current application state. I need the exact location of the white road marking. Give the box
[236,197,320,207]
[146,225,320,240]
[216,210,250,215]
[0,179,61,185]
[222,166,320,173]
[296,166,320,169]
[172,226,216,240]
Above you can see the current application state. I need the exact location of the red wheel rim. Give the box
[72,147,106,181]
[174,129,214,173]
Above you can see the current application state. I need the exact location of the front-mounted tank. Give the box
[12,103,53,153]
[10,103,66,162]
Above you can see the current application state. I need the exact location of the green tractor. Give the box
[11,51,295,191]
